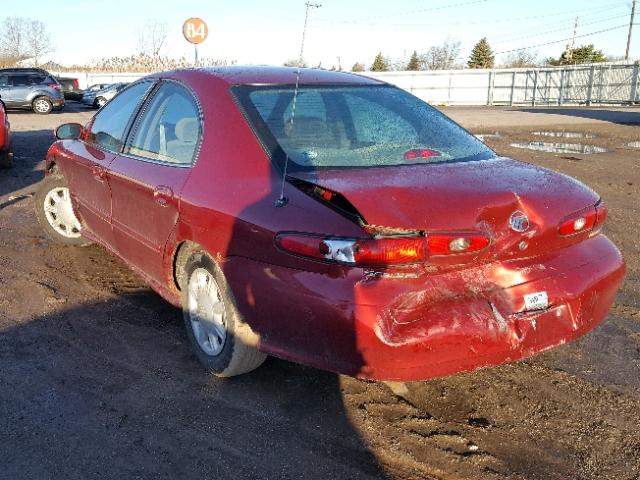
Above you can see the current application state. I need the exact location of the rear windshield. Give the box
[233,84,495,172]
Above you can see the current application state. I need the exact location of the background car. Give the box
[0,68,65,114]
[81,82,127,108]
[0,99,11,168]
[55,76,82,101]
[35,67,625,380]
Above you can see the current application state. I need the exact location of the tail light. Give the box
[276,231,490,266]
[558,201,607,236]
[48,83,62,91]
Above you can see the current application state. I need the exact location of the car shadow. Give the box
[0,289,389,479]
[512,107,640,125]
[0,129,53,199]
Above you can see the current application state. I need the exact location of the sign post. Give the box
[182,17,208,65]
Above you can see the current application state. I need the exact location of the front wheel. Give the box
[181,250,266,377]
[34,174,91,246]
[32,96,53,114]
[94,97,107,108]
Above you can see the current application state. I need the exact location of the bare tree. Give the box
[502,49,539,68]
[137,21,168,59]
[25,19,53,67]
[421,38,461,70]
[0,17,29,65]
[283,58,308,67]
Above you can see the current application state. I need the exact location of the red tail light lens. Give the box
[276,234,427,266]
[354,237,427,265]
[276,231,490,266]
[558,202,605,236]
[48,83,61,91]
[427,233,490,256]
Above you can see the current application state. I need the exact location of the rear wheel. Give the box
[95,97,107,108]
[32,96,53,114]
[181,250,266,377]
[34,174,91,246]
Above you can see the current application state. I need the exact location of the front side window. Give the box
[86,81,153,152]
[234,85,495,171]
[126,82,200,165]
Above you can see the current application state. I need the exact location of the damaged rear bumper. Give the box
[225,234,625,381]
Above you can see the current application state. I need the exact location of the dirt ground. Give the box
[0,103,639,480]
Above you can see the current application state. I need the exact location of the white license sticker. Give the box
[524,291,549,311]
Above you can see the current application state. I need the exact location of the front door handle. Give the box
[91,165,106,182]
[153,185,173,207]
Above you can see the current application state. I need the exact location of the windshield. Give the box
[233,85,495,172]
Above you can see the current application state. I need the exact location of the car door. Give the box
[109,80,201,284]
[65,81,155,245]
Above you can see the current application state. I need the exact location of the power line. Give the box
[494,24,631,55]
[316,2,622,27]
[316,0,489,24]
[492,13,629,44]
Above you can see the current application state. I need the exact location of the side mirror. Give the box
[55,123,83,140]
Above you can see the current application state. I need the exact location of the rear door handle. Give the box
[153,185,173,207]
[91,165,106,182]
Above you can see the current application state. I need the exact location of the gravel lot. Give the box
[1,103,639,480]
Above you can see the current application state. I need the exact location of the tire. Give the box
[34,174,91,247]
[32,96,53,115]
[181,250,266,377]
[94,97,106,109]
[0,149,12,169]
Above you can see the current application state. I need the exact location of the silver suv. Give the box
[0,68,65,114]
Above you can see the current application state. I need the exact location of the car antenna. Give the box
[275,2,322,208]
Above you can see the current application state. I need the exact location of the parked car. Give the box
[81,82,127,108]
[0,68,65,114]
[55,76,82,101]
[0,99,11,168]
[34,67,625,380]
[84,83,111,94]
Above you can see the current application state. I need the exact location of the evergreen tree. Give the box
[467,37,495,69]
[370,52,390,72]
[407,50,421,71]
[351,62,365,72]
[548,44,607,66]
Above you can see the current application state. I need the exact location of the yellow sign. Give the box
[183,17,208,45]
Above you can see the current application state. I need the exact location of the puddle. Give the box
[510,142,608,155]
[475,132,501,142]
[626,141,640,148]
[531,131,595,139]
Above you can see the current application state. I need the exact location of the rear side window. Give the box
[86,81,153,152]
[126,82,200,165]
[234,85,495,172]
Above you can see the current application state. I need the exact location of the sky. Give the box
[3,0,638,68]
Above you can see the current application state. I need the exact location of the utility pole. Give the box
[298,2,322,68]
[568,16,579,63]
[626,0,637,60]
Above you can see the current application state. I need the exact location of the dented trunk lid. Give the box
[289,157,600,259]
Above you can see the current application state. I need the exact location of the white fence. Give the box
[367,62,640,106]
[53,61,640,106]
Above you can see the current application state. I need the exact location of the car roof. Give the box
[161,65,384,87]
[0,68,50,75]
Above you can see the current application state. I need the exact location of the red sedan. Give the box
[34,67,625,380]
[0,100,11,168]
